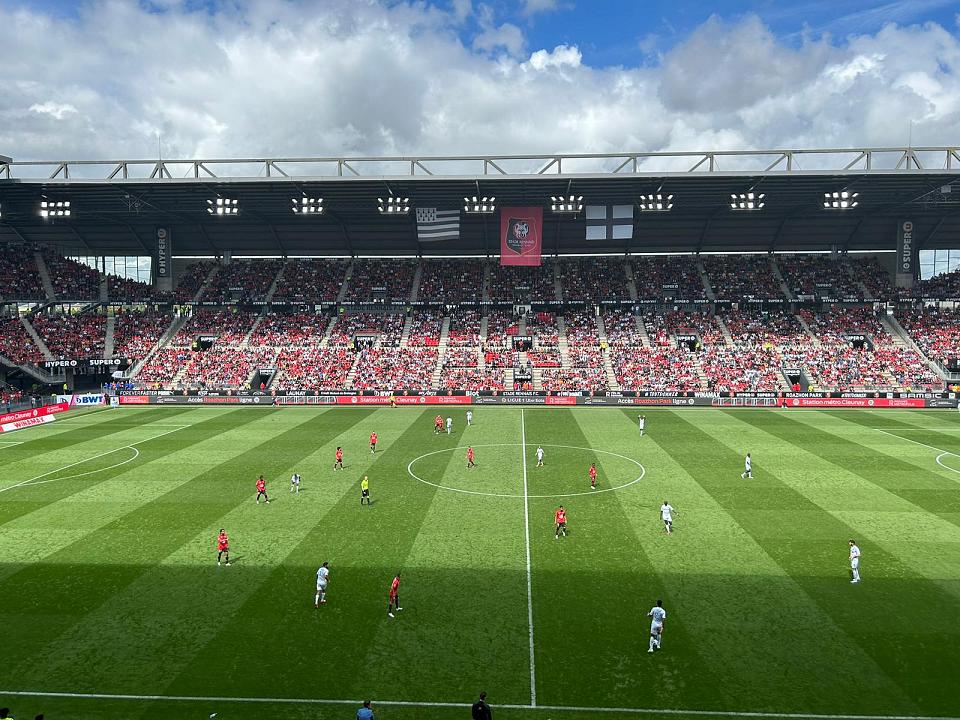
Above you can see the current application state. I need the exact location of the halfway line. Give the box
[520,408,537,707]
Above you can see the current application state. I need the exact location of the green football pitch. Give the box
[2,405,960,720]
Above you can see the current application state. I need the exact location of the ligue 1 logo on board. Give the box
[506,217,535,255]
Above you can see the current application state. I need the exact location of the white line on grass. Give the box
[0,690,955,720]
[0,425,190,494]
[871,428,960,479]
[520,408,537,707]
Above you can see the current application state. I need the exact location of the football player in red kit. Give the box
[434,415,443,434]
[388,572,403,617]
[333,446,343,471]
[217,529,230,565]
[369,432,378,454]
[589,463,597,490]
[256,475,270,504]
[466,446,476,469]
[554,506,567,539]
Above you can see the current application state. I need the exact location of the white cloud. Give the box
[522,0,561,15]
[0,2,958,164]
[28,101,78,120]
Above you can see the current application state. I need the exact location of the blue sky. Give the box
[463,0,960,66]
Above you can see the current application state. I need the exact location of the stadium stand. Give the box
[560,258,629,301]
[418,260,484,302]
[271,259,348,303]
[0,250,45,301]
[633,256,706,299]
[897,308,960,369]
[704,255,782,299]
[0,317,45,364]
[31,313,106,359]
[174,261,217,301]
[345,260,416,303]
[489,262,557,302]
[43,251,100,300]
[113,309,174,359]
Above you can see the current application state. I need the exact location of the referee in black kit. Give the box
[471,691,492,720]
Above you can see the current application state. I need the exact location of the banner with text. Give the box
[896,219,915,288]
[500,207,543,266]
[156,227,171,278]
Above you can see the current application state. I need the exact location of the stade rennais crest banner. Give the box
[499,207,543,266]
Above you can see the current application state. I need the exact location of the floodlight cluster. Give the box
[551,195,583,213]
[639,193,673,212]
[378,196,410,215]
[292,197,324,215]
[730,192,765,210]
[463,196,496,214]
[207,198,239,215]
[823,191,858,209]
[40,200,71,218]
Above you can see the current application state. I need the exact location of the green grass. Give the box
[1,406,959,720]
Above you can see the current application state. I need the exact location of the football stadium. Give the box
[3,4,960,720]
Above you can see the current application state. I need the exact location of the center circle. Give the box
[406,443,646,498]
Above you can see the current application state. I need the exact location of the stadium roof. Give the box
[1,147,959,257]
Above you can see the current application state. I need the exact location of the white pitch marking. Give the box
[0,425,190,494]
[0,690,955,720]
[872,427,960,482]
[520,409,537,707]
[0,441,24,448]
[407,443,646,498]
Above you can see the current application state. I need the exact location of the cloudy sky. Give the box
[1,0,958,161]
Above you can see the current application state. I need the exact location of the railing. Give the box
[2,147,960,181]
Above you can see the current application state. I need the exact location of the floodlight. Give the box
[378,196,410,214]
[730,192,765,211]
[550,195,583,213]
[823,191,859,210]
[39,199,71,218]
[464,196,496,214]
[639,193,673,212]
[207,198,239,215]
[292,197,324,214]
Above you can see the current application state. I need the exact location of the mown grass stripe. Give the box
[12,407,378,697]
[0,407,338,682]
[146,409,457,706]
[525,407,725,711]
[679,410,957,716]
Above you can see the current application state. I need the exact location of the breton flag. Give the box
[585,205,634,240]
[416,208,460,242]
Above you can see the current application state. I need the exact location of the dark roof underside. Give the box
[1,172,959,256]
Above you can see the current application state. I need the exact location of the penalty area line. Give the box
[0,691,956,720]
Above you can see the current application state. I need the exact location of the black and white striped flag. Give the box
[416,208,461,242]
[585,205,633,240]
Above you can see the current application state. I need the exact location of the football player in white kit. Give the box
[638,415,646,437]
[290,472,301,494]
[660,501,675,534]
[446,417,453,434]
[315,561,330,607]
[849,540,861,583]
[647,599,666,652]
[536,446,544,467]
[466,410,473,426]
[741,452,752,479]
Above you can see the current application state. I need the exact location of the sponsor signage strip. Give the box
[1,415,55,433]
[0,402,70,426]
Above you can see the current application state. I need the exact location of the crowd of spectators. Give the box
[406,311,443,346]
[897,308,960,367]
[644,311,722,346]
[848,257,895,299]
[345,260,416,303]
[440,367,506,391]
[602,310,642,346]
[249,312,332,347]
[113,310,174,359]
[778,255,862,299]
[43,251,100,300]
[272,259,348,303]
[31,313,106,359]
[0,248,45,302]
[484,311,518,346]
[327,313,405,347]
[418,260,484,303]
[447,310,483,346]
[905,268,960,299]
[274,348,354,389]
[564,310,599,346]
[526,312,559,346]
[0,318,45,364]
[352,348,438,390]
[560,258,629,301]
[541,367,607,391]
[700,346,785,392]
[527,350,561,368]
[174,261,217,302]
[633,256,706,299]
[137,347,189,386]
[173,308,258,346]
[704,255,782,300]
[611,347,701,391]
[488,263,557,302]
[179,348,276,388]
[203,260,281,303]
[108,275,170,302]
